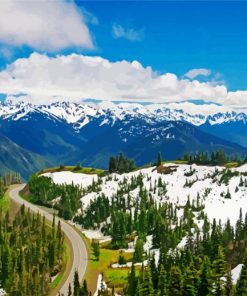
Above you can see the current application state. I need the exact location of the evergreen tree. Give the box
[235,255,247,296]
[92,240,100,261]
[140,266,154,296]
[68,283,72,296]
[0,206,65,296]
[210,246,227,296]
[73,270,80,296]
[157,264,168,296]
[127,264,137,296]
[133,238,144,263]
[168,266,183,296]
[225,270,233,296]
[157,152,162,166]
[183,264,198,296]
[198,256,211,296]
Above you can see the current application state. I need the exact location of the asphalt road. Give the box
[9,184,88,296]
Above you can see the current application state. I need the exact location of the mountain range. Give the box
[0,100,246,178]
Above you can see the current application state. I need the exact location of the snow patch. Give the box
[231,264,243,284]
[41,171,97,187]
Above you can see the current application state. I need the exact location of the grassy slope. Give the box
[0,192,9,215]
[70,225,134,294]
[38,165,105,176]
[0,185,21,219]
[88,246,134,291]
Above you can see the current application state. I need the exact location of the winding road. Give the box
[9,184,88,296]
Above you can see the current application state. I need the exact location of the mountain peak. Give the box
[0,100,246,127]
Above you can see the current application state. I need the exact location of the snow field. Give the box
[43,163,247,226]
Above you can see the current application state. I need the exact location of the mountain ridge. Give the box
[0,100,246,175]
[2,100,247,127]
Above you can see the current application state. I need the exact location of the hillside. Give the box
[0,135,50,179]
[41,162,247,225]
[27,162,247,294]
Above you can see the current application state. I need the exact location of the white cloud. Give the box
[185,68,211,79]
[0,0,93,51]
[112,24,144,42]
[0,52,246,107]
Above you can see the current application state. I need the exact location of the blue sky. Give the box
[1,1,247,90]
[80,1,247,91]
[0,1,246,106]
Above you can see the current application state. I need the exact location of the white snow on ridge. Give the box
[41,163,247,226]
[107,162,247,225]
[41,102,98,124]
[1,100,247,128]
[236,164,247,173]
[41,171,97,187]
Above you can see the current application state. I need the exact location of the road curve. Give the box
[9,184,88,296]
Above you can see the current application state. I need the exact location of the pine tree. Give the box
[183,264,198,296]
[73,270,80,296]
[168,266,183,296]
[157,152,162,166]
[157,264,168,296]
[0,205,65,296]
[92,240,100,261]
[127,264,137,296]
[68,283,72,296]
[235,256,247,296]
[225,270,232,296]
[109,157,117,173]
[198,256,211,296]
[140,266,154,296]
[210,246,227,296]
[133,238,144,263]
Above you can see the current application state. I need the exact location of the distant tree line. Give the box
[109,153,136,173]
[182,149,246,166]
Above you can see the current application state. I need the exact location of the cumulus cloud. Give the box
[0,52,246,107]
[0,0,93,51]
[112,24,144,42]
[185,68,211,79]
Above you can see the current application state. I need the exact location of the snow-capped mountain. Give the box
[0,100,246,173]
[1,100,247,128]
